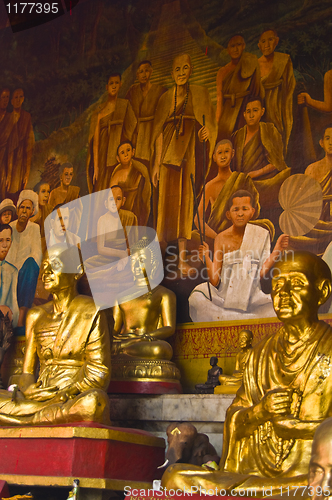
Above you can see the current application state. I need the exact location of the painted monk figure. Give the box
[111,141,151,226]
[290,125,332,255]
[164,251,332,496]
[152,53,217,274]
[305,124,332,221]
[87,73,137,193]
[216,35,264,139]
[0,88,17,200]
[298,69,332,113]
[0,244,111,426]
[126,60,166,169]
[49,163,81,235]
[258,29,295,154]
[31,181,52,254]
[189,190,286,322]
[232,96,290,211]
[7,89,35,197]
[193,139,259,247]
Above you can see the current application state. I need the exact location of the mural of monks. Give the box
[2,0,332,333]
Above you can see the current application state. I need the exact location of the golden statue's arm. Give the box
[150,290,176,340]
[74,311,111,392]
[113,303,123,336]
[232,393,323,441]
[19,308,42,396]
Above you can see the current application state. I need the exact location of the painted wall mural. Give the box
[1,0,332,387]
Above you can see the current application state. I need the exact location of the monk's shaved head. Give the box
[172,53,192,70]
[214,139,233,154]
[259,28,278,39]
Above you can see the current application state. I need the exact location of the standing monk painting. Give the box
[258,29,295,155]
[152,54,217,275]
[87,73,137,193]
[216,35,264,140]
[126,60,166,170]
[7,89,35,199]
[0,88,17,201]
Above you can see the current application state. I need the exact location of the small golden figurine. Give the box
[0,243,111,425]
[162,251,332,495]
[215,329,253,394]
[111,236,180,385]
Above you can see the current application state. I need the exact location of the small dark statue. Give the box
[0,310,14,389]
[195,356,223,394]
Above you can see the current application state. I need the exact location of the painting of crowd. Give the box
[1,25,332,329]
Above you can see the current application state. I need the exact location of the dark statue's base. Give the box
[109,379,182,394]
[0,422,165,489]
[109,356,182,394]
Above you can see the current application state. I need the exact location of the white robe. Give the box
[189,224,276,322]
[0,260,19,326]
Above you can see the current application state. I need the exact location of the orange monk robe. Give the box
[111,159,151,226]
[49,185,80,208]
[151,85,217,243]
[232,122,290,209]
[0,112,18,200]
[262,52,295,154]
[86,99,137,193]
[218,53,264,140]
[7,109,35,194]
[126,83,166,167]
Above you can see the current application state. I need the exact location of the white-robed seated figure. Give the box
[189,190,289,322]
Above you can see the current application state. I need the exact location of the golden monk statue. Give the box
[111,236,180,384]
[0,244,111,426]
[163,251,332,495]
[217,329,253,392]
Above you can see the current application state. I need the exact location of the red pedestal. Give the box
[0,423,165,489]
[108,380,182,394]
[0,480,10,498]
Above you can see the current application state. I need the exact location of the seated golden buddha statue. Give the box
[111,236,180,384]
[216,329,253,394]
[0,244,111,426]
[163,251,332,495]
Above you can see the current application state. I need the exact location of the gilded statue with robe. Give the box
[0,244,111,426]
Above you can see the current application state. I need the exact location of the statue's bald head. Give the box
[272,251,332,312]
[309,418,332,495]
[274,251,331,288]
